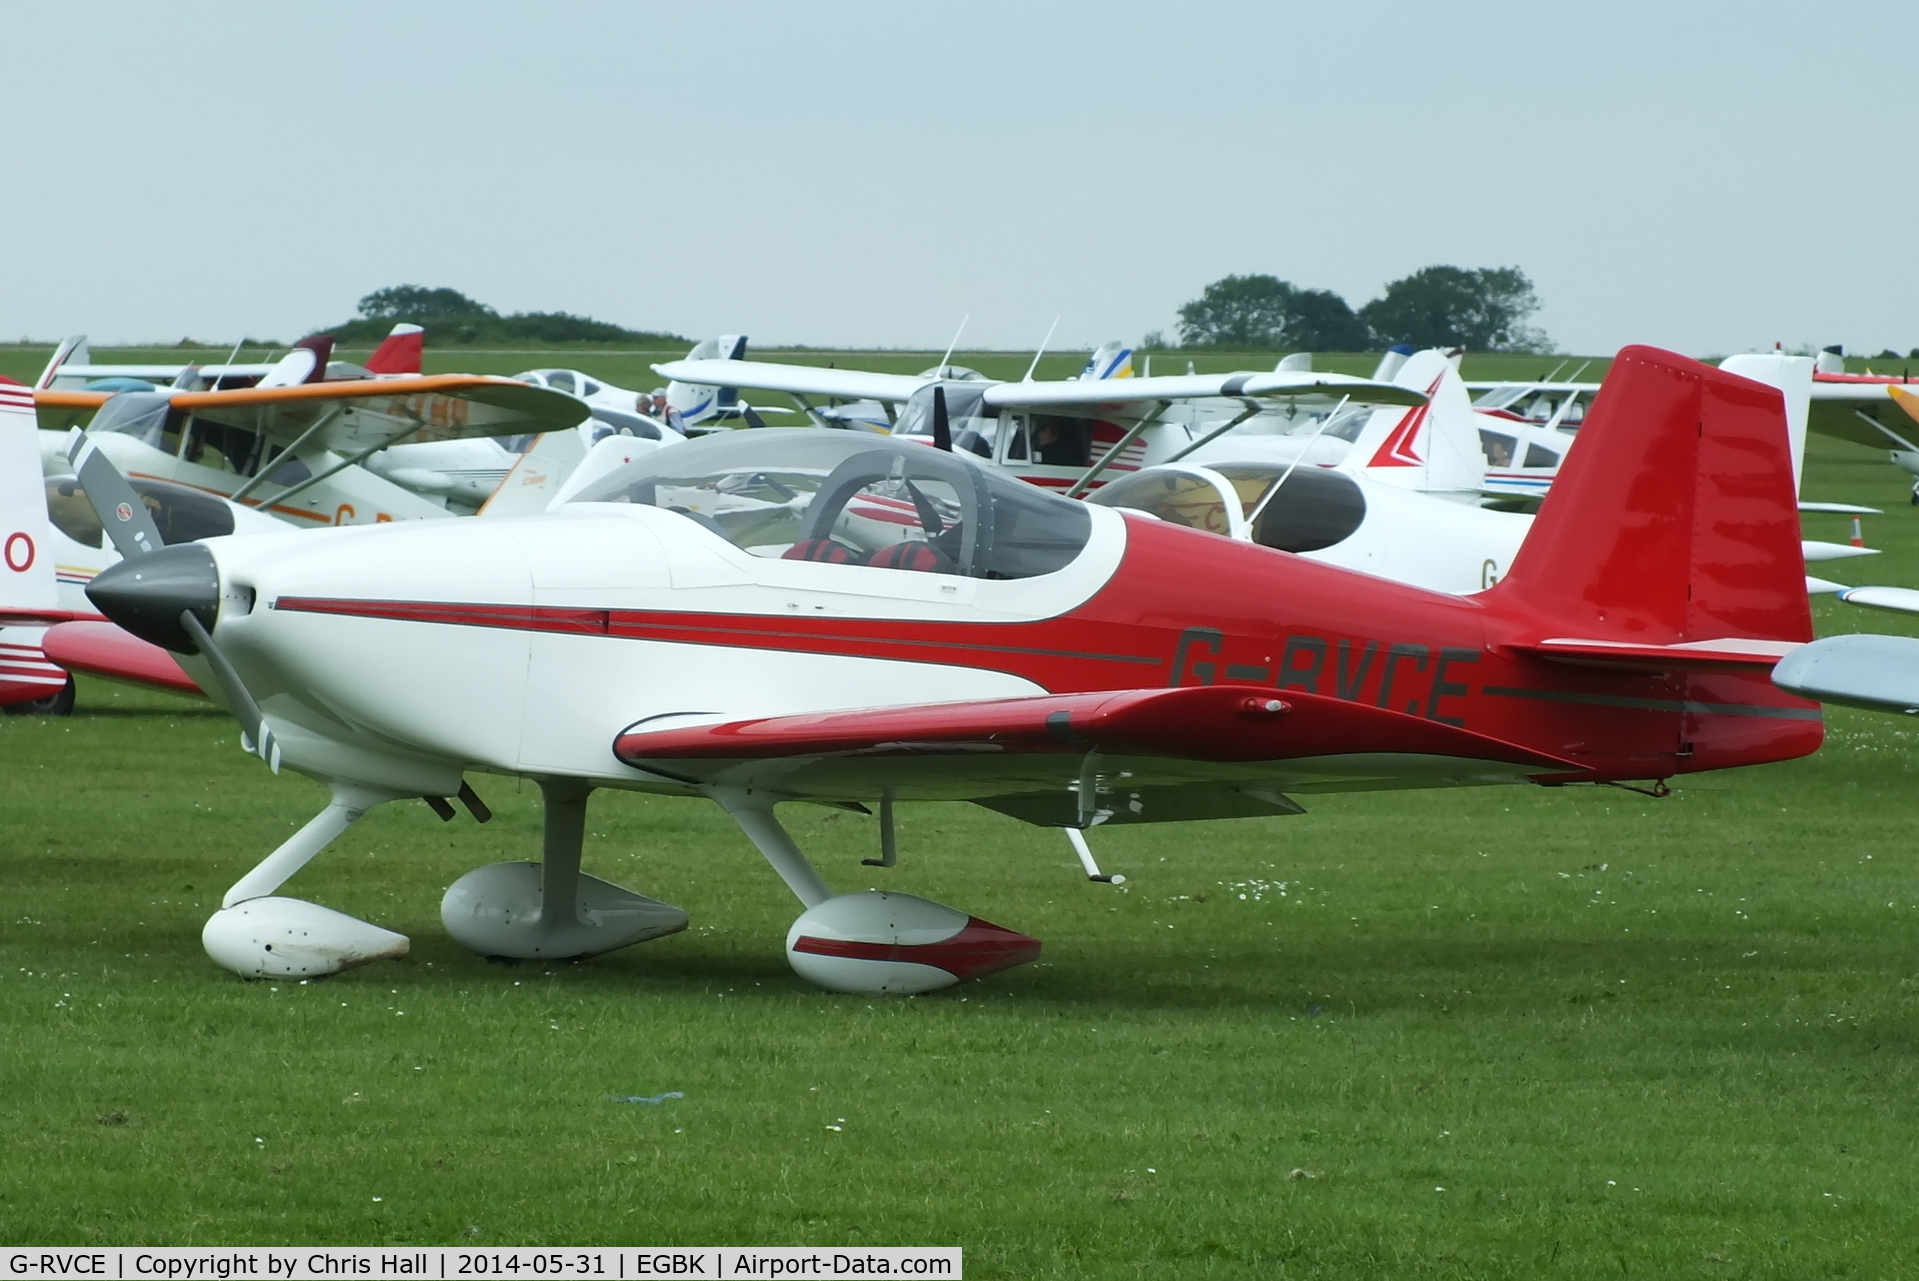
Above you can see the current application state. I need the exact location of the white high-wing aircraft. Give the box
[1082,355,1876,601]
[34,324,427,392]
[33,340,587,524]
[651,349,1431,498]
[55,348,1822,994]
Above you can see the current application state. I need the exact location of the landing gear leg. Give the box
[709,785,1041,994]
[440,779,688,959]
[202,782,411,978]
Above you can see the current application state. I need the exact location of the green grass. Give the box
[4,361,1919,1272]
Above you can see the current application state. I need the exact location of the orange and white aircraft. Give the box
[33,334,586,526]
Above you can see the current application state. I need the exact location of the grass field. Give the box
[4,351,1919,1273]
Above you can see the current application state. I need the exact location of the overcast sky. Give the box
[5,1,1912,356]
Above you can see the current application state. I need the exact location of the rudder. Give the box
[1489,345,1810,646]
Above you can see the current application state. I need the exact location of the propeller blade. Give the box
[66,409,169,560]
[932,385,952,452]
[178,609,279,773]
[742,406,768,429]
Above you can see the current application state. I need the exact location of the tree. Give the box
[316,286,685,347]
[1176,274,1369,350]
[357,285,494,322]
[1358,266,1549,352]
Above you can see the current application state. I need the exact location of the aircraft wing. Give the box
[613,684,1577,823]
[653,359,931,405]
[1806,379,1919,451]
[1772,633,1919,715]
[981,372,1428,410]
[35,376,587,453]
[41,619,204,697]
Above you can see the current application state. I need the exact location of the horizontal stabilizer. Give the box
[614,684,1577,772]
[1511,636,1801,672]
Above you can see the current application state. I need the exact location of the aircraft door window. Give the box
[1478,430,1516,467]
[1523,442,1561,468]
[580,378,603,397]
[547,371,577,395]
[1086,469,1232,535]
[44,479,105,548]
[1212,465,1365,554]
[1001,415,1031,462]
[1029,415,1091,468]
[128,480,237,543]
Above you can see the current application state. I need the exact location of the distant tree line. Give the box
[320,285,684,346]
[1176,266,1550,352]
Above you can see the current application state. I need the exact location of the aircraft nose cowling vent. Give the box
[85,543,220,654]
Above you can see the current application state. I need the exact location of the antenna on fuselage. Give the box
[1022,316,1061,382]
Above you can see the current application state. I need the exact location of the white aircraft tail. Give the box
[1720,353,1813,495]
[1370,344,1413,382]
[666,334,748,424]
[36,335,90,390]
[258,336,335,388]
[478,430,591,517]
[1340,349,1486,500]
[548,433,669,508]
[1274,352,1311,373]
[1081,342,1135,380]
[0,382,58,617]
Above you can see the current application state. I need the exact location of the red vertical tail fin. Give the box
[1488,344,1811,646]
[365,323,424,375]
[1484,345,1818,777]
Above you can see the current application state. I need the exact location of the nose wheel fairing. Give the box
[199,779,688,979]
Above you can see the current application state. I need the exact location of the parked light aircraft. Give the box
[650,352,1430,497]
[34,324,426,392]
[0,387,281,711]
[59,347,1820,992]
[33,343,587,525]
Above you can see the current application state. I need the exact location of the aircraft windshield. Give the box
[569,429,1090,579]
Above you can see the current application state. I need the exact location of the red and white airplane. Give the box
[64,347,1820,992]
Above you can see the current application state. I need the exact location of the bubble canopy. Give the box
[567,428,1092,579]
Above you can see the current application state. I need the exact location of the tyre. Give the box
[3,676,76,717]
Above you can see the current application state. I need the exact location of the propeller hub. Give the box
[86,543,220,654]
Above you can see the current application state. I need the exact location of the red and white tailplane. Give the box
[1340,348,1486,501]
